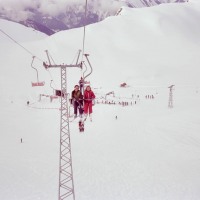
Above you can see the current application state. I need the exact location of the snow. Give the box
[0,1,200,200]
[0,19,47,43]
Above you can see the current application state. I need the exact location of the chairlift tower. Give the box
[43,51,82,200]
[168,85,175,108]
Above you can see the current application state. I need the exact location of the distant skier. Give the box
[71,85,83,118]
[83,85,95,121]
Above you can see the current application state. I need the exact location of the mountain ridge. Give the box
[0,0,188,35]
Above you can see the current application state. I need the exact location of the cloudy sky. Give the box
[0,0,124,21]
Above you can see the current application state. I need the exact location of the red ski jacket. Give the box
[84,90,95,103]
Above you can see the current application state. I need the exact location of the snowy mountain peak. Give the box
[0,0,189,35]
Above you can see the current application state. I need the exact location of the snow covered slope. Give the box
[0,19,47,42]
[0,1,200,200]
[42,0,200,89]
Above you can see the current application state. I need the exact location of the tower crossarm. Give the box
[43,62,82,69]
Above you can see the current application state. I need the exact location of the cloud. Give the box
[0,0,124,21]
[0,0,39,11]
[38,0,82,16]
[92,0,125,12]
[0,0,38,21]
[37,0,124,16]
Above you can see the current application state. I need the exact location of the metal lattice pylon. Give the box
[59,66,75,200]
[43,56,82,200]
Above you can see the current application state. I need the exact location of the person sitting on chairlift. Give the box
[84,85,95,119]
[71,85,83,118]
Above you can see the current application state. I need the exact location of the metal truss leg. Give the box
[58,67,75,200]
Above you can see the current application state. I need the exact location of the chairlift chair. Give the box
[31,56,45,87]
[80,54,93,91]
[50,80,63,102]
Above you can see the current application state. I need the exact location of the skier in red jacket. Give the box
[84,85,95,121]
